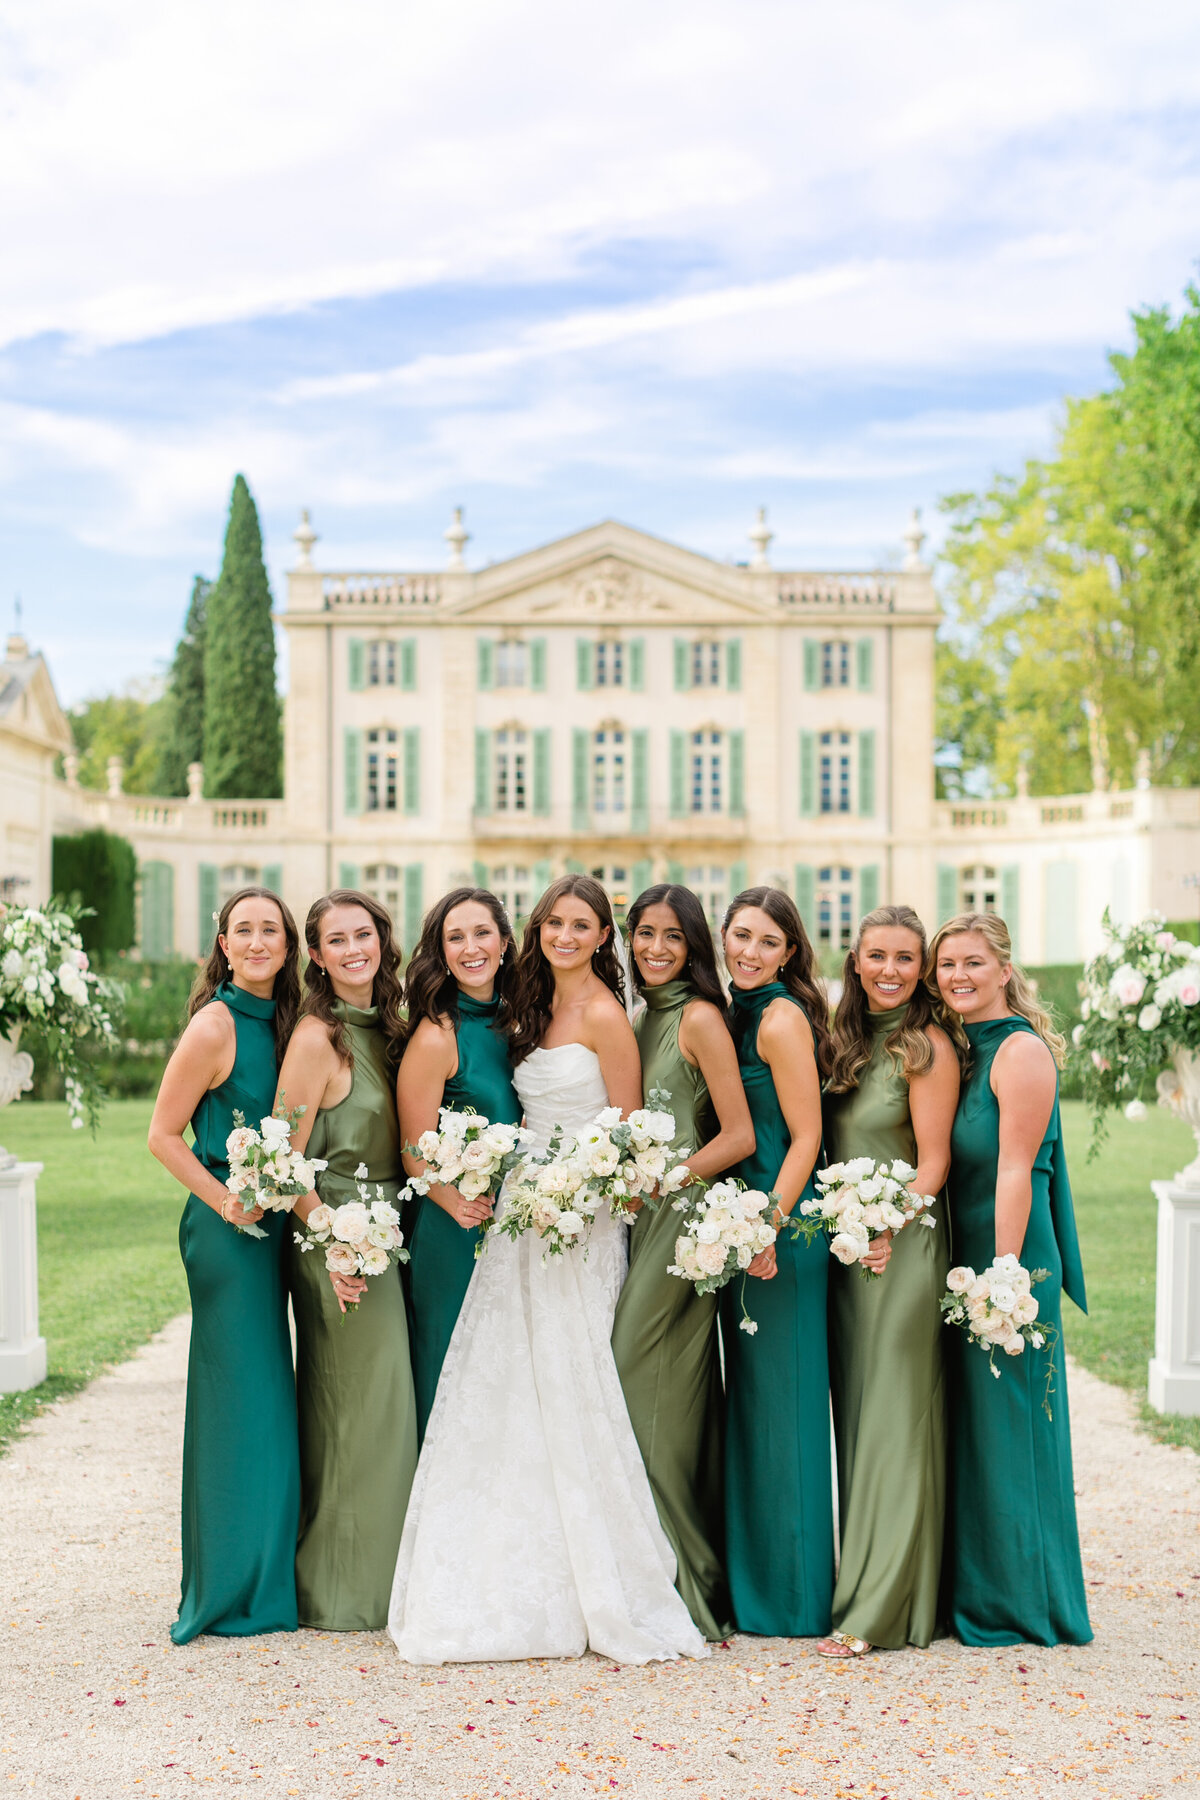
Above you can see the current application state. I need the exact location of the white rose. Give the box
[324,1242,359,1276]
[989,1281,1018,1314]
[880,1203,905,1231]
[728,1218,756,1248]
[840,1201,865,1230]
[887,1160,917,1183]
[857,1176,884,1200]
[458,1169,491,1199]
[992,1252,1023,1276]
[225,1172,251,1195]
[844,1157,875,1181]
[360,1246,390,1276]
[416,1130,441,1160]
[1138,1003,1162,1032]
[588,1143,621,1177]
[260,1114,291,1142]
[861,1203,886,1232]
[944,1265,973,1295]
[460,1141,493,1170]
[1124,1098,1148,1121]
[225,1125,257,1159]
[556,1210,585,1241]
[331,1202,372,1244]
[736,1242,753,1269]
[829,1232,865,1266]
[306,1203,335,1239]
[532,1197,561,1233]
[1013,1292,1039,1325]
[738,1188,770,1220]
[695,1240,728,1276]
[695,1220,723,1246]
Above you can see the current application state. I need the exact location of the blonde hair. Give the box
[928,912,1066,1067]
[828,904,941,1092]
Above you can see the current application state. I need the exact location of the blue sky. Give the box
[4,0,1200,704]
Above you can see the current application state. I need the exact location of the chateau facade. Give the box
[5,510,1199,964]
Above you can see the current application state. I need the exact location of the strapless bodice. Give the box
[514,1044,610,1152]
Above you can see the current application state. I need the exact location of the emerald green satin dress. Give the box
[289,1002,418,1631]
[824,1004,949,1648]
[722,981,833,1637]
[404,993,521,1440]
[173,980,299,1645]
[944,1016,1092,1646]
[611,978,732,1640]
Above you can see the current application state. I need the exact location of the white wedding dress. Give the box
[388,1043,706,1665]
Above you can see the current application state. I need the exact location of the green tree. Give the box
[67,687,166,794]
[156,575,210,795]
[202,475,282,797]
[52,829,137,954]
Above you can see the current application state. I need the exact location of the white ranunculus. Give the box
[989,1281,1018,1314]
[695,1220,723,1246]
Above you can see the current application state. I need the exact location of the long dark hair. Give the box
[401,886,516,1046]
[508,874,625,1066]
[828,903,940,1092]
[301,889,406,1073]
[188,885,301,1063]
[625,883,728,1018]
[722,885,833,1080]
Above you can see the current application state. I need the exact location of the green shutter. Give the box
[631,730,649,833]
[673,639,689,691]
[629,637,645,691]
[565,858,585,875]
[572,728,590,830]
[803,640,819,691]
[474,730,490,813]
[725,638,742,691]
[633,858,653,898]
[794,863,815,927]
[729,860,748,900]
[403,728,420,815]
[533,728,551,816]
[533,859,552,895]
[344,727,362,816]
[198,863,219,956]
[348,637,366,691]
[859,863,880,915]
[472,860,488,889]
[667,860,685,884]
[477,637,494,690]
[576,639,594,690]
[728,730,745,817]
[403,864,424,958]
[669,731,686,818]
[530,637,547,691]
[936,864,959,924]
[140,861,174,960]
[856,638,874,692]
[263,862,283,896]
[799,730,816,817]
[1001,864,1021,957]
[400,637,417,691]
[338,861,360,891]
[858,729,876,816]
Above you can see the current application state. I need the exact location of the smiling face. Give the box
[854,924,924,1012]
[539,895,609,973]
[311,903,381,1000]
[723,905,793,991]
[443,899,508,999]
[220,896,288,993]
[935,929,1011,1021]
[631,901,689,987]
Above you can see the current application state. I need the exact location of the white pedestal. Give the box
[0,1160,47,1393]
[1148,1177,1200,1416]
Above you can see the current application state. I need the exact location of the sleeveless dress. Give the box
[172,980,299,1645]
[404,993,521,1440]
[611,978,732,1640]
[943,1016,1092,1646]
[388,1043,706,1665]
[289,1001,418,1631]
[824,1002,949,1648]
[722,981,833,1638]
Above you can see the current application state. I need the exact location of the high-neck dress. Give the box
[824,1002,950,1648]
[611,977,732,1640]
[404,992,522,1440]
[722,980,833,1638]
[172,979,299,1645]
[289,1000,418,1631]
[943,1015,1092,1646]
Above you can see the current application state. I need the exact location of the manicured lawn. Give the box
[0,1096,1196,1456]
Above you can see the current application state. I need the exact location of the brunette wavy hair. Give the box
[722,885,834,1080]
[301,889,406,1072]
[508,874,625,1066]
[401,886,517,1046]
[928,910,1067,1068]
[625,883,728,1018]
[188,885,301,1063]
[828,903,942,1093]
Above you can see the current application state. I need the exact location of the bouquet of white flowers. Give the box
[495,1124,599,1255]
[793,1156,937,1277]
[294,1163,408,1306]
[224,1103,327,1239]
[566,1089,692,1222]
[0,901,119,1127]
[667,1177,777,1333]
[406,1107,531,1255]
[940,1254,1058,1415]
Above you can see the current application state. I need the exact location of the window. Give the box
[589,864,631,917]
[690,729,724,814]
[821,641,851,688]
[363,863,401,921]
[219,863,259,906]
[368,640,397,687]
[595,640,625,687]
[690,641,721,687]
[494,728,529,813]
[592,727,627,815]
[492,864,533,923]
[495,640,528,688]
[816,866,855,949]
[819,731,852,814]
[366,728,399,812]
[686,865,728,927]
[961,864,999,913]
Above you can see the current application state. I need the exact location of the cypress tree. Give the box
[202,475,282,798]
[156,575,210,795]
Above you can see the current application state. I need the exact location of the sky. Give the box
[4,0,1200,705]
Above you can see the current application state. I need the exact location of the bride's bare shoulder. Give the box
[583,984,633,1035]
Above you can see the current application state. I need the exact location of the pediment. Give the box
[0,656,73,754]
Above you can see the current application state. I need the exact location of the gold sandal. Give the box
[816,1632,872,1658]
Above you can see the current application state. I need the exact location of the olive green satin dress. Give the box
[824,1003,950,1648]
[943,1016,1091,1646]
[173,980,299,1645]
[289,1002,418,1630]
[611,978,732,1640]
[404,993,521,1440]
[722,981,833,1638]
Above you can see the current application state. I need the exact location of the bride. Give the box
[388,875,706,1665]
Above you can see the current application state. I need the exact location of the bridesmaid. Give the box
[720,886,835,1637]
[612,884,754,1640]
[399,887,521,1439]
[932,911,1092,1646]
[148,886,302,1644]
[278,889,416,1631]
[820,904,959,1658]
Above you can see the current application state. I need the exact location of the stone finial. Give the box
[444,506,470,570]
[63,752,79,789]
[1016,759,1031,799]
[106,755,124,797]
[292,509,318,570]
[1136,747,1152,790]
[902,507,928,572]
[748,506,773,569]
[187,761,204,803]
[5,633,28,661]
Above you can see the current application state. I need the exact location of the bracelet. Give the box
[220,1193,235,1223]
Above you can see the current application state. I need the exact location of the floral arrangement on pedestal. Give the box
[0,903,119,1131]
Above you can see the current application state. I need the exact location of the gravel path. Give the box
[1,1316,1196,1800]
